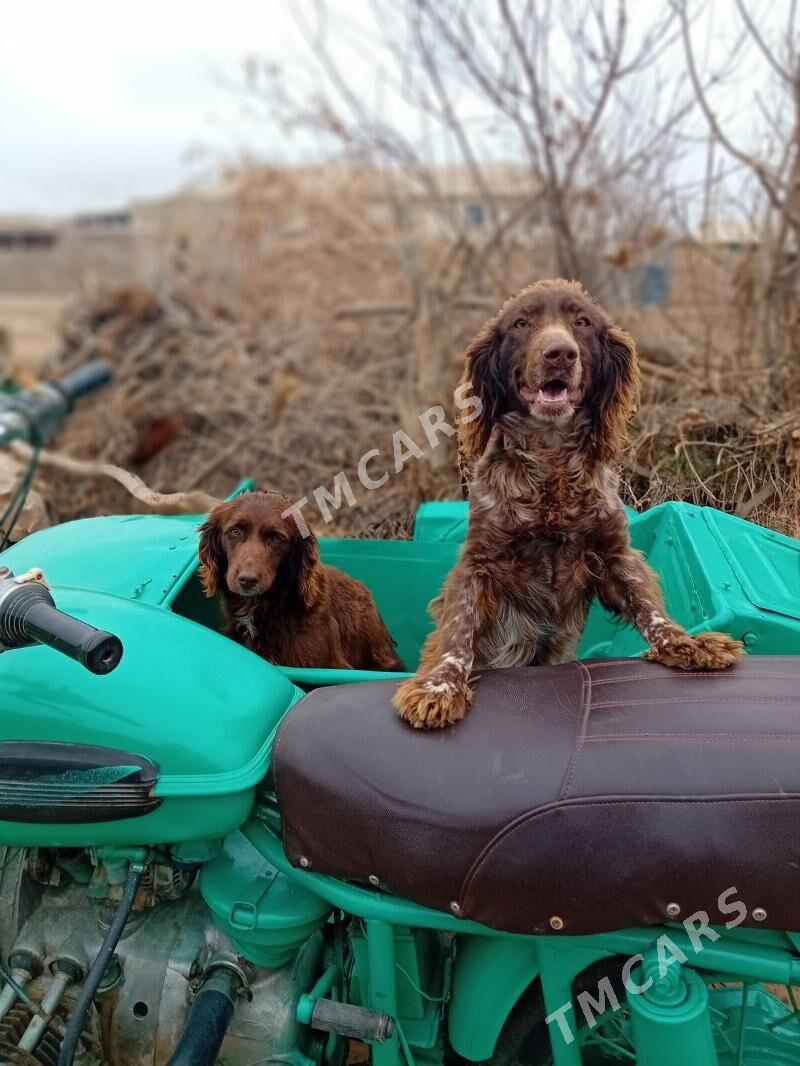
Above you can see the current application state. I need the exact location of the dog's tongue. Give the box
[538,385,568,403]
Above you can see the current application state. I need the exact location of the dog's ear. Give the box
[288,528,323,609]
[197,511,227,597]
[590,324,640,462]
[457,315,505,489]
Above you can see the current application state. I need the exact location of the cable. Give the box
[57,862,143,1066]
[395,964,446,1004]
[0,442,41,550]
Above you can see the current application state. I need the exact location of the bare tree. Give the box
[676,0,800,391]
[253,0,690,288]
[233,0,693,470]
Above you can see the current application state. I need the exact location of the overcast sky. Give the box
[0,0,302,216]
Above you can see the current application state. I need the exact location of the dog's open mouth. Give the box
[520,379,579,417]
[537,380,569,404]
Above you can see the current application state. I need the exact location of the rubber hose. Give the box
[165,970,240,1066]
[57,864,142,1065]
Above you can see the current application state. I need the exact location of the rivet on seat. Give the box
[369,874,380,886]
[549,916,565,931]
[666,902,681,918]
[752,907,767,922]
[299,856,310,869]
[450,901,462,916]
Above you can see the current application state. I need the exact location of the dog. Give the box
[199,491,404,671]
[394,278,742,729]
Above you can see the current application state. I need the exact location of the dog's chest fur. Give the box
[225,595,330,666]
[467,420,624,669]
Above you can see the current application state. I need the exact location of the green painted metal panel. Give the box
[448,935,540,1059]
[413,500,469,543]
[315,537,460,676]
[579,503,800,659]
[704,508,800,619]
[1,513,201,608]
[0,587,300,845]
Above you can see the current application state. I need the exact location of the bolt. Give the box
[549,916,565,931]
[641,954,684,1003]
[752,907,768,922]
[666,902,681,918]
[743,632,757,647]
[299,856,310,869]
[368,874,380,887]
[450,902,461,916]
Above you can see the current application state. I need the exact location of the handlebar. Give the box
[53,360,112,406]
[0,570,122,675]
[0,363,121,669]
[0,359,112,449]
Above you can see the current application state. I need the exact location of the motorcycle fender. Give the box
[448,935,540,1061]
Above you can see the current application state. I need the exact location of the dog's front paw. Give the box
[645,630,743,671]
[393,674,474,729]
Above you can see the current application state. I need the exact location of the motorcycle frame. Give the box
[243,819,800,1066]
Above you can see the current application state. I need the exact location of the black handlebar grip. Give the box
[24,602,123,674]
[0,582,122,674]
[54,360,112,406]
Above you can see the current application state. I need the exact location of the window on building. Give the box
[0,231,58,250]
[75,211,131,229]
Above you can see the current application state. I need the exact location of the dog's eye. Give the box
[513,318,528,330]
[226,526,243,539]
[575,315,591,327]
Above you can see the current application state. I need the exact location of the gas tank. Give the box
[0,514,300,847]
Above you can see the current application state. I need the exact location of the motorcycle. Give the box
[0,364,799,1066]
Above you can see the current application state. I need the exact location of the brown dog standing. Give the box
[394,279,742,729]
[199,491,403,671]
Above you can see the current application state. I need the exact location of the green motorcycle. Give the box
[0,366,799,1066]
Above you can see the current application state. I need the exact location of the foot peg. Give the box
[309,999,394,1043]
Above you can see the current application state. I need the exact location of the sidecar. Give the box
[0,493,798,852]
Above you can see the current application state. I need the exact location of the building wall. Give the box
[0,225,142,293]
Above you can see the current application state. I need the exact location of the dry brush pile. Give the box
[35,269,800,541]
[39,277,476,537]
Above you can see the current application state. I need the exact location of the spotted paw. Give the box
[645,630,743,671]
[393,673,474,729]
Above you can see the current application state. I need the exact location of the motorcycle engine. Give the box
[0,847,325,1066]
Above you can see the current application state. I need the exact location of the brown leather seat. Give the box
[273,657,800,934]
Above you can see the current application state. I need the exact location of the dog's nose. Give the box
[238,573,258,592]
[543,340,578,362]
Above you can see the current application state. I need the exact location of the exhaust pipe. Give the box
[165,968,243,1066]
